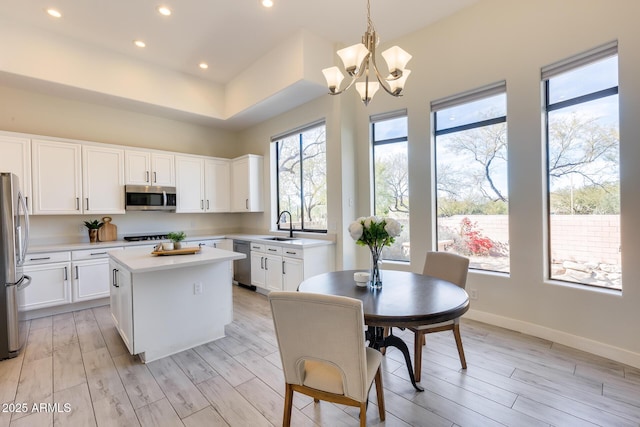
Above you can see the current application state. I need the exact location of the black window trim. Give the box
[275,122,328,233]
[543,48,620,290]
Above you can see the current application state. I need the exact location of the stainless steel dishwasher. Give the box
[233,240,255,290]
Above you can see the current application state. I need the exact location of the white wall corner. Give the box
[224,29,333,119]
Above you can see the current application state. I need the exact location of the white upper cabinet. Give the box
[125,150,175,186]
[175,155,205,213]
[204,158,230,212]
[32,139,83,214]
[82,145,125,214]
[124,150,149,185]
[151,153,175,186]
[0,134,32,213]
[176,155,231,213]
[231,154,263,212]
[32,139,124,215]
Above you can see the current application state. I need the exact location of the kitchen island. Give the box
[108,246,245,363]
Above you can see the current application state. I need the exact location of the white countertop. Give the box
[108,246,245,273]
[28,233,334,253]
[225,234,334,249]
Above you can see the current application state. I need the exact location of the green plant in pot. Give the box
[167,231,186,249]
[83,219,104,243]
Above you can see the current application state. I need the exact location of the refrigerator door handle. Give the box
[17,191,30,265]
[17,275,32,291]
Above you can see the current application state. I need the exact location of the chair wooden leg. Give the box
[374,366,385,421]
[359,402,367,427]
[453,324,467,369]
[413,331,423,382]
[283,383,294,427]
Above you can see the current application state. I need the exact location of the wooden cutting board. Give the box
[151,247,201,256]
[98,216,117,242]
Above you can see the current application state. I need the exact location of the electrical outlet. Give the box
[469,289,478,300]
[194,282,203,295]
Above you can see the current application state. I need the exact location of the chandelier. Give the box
[322,0,412,106]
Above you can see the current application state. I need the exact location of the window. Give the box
[432,82,510,273]
[543,42,620,290]
[372,112,409,262]
[274,122,327,232]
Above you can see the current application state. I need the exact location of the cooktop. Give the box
[123,234,168,242]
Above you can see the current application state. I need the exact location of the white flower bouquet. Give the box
[349,216,402,249]
[348,216,402,288]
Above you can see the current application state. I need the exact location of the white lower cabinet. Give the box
[264,253,283,292]
[251,251,283,291]
[71,247,123,302]
[22,248,123,311]
[251,250,266,288]
[72,259,109,302]
[251,243,284,290]
[22,261,72,311]
[109,260,133,353]
[250,242,334,292]
[282,256,304,291]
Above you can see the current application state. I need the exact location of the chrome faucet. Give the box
[277,210,293,238]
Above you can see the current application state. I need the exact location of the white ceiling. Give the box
[1,0,478,129]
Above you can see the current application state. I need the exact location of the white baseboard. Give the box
[24,298,110,320]
[465,309,640,369]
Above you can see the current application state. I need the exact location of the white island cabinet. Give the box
[108,246,245,363]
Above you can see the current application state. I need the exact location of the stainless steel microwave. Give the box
[125,185,177,211]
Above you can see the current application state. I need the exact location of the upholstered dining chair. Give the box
[269,291,385,427]
[410,251,470,382]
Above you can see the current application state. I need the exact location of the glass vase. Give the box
[370,251,383,290]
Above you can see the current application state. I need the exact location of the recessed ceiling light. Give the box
[157,6,172,16]
[134,40,146,48]
[46,8,62,18]
[199,63,209,70]
[261,0,274,8]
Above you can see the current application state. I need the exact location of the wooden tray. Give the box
[151,247,201,256]
[98,216,117,242]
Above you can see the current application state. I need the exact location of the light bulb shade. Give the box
[337,43,369,75]
[388,69,411,95]
[382,46,412,77]
[356,81,380,105]
[322,67,345,93]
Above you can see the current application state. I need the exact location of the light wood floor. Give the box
[1,286,639,427]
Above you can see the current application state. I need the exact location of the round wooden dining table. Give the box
[298,270,470,391]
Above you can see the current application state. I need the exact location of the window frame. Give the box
[432,82,509,274]
[274,121,328,233]
[371,111,409,262]
[543,43,620,290]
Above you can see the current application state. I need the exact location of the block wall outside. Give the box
[438,215,620,265]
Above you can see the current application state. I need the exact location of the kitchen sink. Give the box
[260,237,298,241]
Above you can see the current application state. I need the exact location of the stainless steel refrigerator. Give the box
[0,172,30,360]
